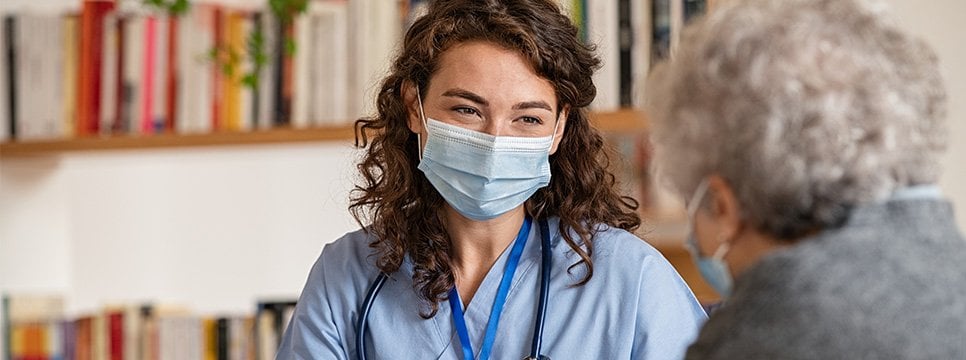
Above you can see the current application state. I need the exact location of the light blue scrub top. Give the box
[277,218,707,359]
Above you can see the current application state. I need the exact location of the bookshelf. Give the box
[0,109,647,156]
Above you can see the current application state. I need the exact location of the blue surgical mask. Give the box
[415,93,556,221]
[685,179,734,297]
[687,234,733,297]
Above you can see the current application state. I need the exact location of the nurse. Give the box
[277,0,706,359]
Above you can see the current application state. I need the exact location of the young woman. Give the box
[277,1,705,359]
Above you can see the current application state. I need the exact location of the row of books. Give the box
[0,0,704,143]
[2,295,296,360]
[0,0,403,142]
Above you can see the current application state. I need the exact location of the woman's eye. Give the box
[454,107,480,116]
[519,116,543,125]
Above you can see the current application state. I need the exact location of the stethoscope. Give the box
[355,218,554,360]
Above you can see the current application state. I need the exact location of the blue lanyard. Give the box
[448,216,532,360]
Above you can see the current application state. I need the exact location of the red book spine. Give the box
[77,0,115,136]
[165,16,178,132]
[141,16,156,134]
[108,312,123,360]
[211,7,224,131]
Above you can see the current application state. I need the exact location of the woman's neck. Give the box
[445,205,527,307]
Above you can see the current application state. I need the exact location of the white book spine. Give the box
[123,15,144,135]
[307,13,322,126]
[588,0,620,112]
[312,2,349,126]
[347,0,369,120]
[46,15,63,139]
[290,12,311,129]
[176,7,213,134]
[255,11,276,129]
[363,0,400,118]
[632,0,653,107]
[15,16,38,139]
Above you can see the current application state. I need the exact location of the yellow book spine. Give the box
[203,317,217,360]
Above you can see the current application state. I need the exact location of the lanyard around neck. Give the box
[448,215,532,360]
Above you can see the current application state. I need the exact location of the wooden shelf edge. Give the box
[0,110,647,157]
[0,126,357,156]
[591,109,648,133]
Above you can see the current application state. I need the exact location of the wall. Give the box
[884,0,966,229]
[1,144,360,314]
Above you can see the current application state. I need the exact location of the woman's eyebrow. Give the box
[512,101,553,112]
[441,88,553,113]
[441,88,489,106]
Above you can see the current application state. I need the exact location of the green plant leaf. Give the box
[285,38,297,57]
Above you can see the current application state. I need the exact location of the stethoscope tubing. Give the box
[356,219,552,360]
[356,272,389,360]
[529,219,553,359]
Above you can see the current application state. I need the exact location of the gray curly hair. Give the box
[646,0,947,240]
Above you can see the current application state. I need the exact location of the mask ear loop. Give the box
[415,86,428,160]
[547,111,562,153]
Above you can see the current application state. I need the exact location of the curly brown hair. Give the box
[351,0,640,317]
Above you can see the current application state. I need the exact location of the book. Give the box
[121,13,145,135]
[308,1,349,127]
[347,0,400,119]
[2,294,65,360]
[164,15,179,133]
[14,14,64,140]
[253,11,276,130]
[0,15,10,142]
[77,0,115,136]
[289,10,311,129]
[100,13,120,136]
[63,14,80,138]
[631,0,652,108]
[619,0,634,107]
[175,4,215,135]
[586,0,620,111]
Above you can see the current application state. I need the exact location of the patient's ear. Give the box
[401,82,423,134]
[707,174,742,243]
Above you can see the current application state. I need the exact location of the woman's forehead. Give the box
[427,41,557,108]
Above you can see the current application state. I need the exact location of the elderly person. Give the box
[646,0,966,358]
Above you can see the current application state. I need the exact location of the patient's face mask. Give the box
[415,91,556,221]
[685,179,734,297]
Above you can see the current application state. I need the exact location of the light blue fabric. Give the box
[417,118,553,220]
[888,185,942,201]
[276,218,707,359]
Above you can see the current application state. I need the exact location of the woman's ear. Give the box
[549,106,569,155]
[706,174,742,243]
[401,81,424,135]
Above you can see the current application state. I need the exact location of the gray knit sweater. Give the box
[685,198,966,359]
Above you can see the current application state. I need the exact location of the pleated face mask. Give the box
[415,94,557,221]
